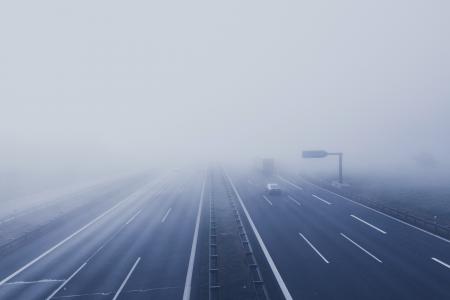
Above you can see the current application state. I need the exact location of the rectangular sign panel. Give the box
[302,150,328,158]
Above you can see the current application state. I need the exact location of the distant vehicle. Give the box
[266,183,282,195]
[255,158,275,175]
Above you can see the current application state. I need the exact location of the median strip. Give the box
[226,172,294,300]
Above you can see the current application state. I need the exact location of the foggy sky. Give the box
[1,0,450,175]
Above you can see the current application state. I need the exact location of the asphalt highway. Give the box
[0,170,204,299]
[1,168,449,299]
[228,170,450,299]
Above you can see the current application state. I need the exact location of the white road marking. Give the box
[0,179,161,287]
[278,175,303,190]
[45,263,87,300]
[112,257,141,300]
[0,195,128,286]
[87,210,144,262]
[351,214,387,234]
[125,286,180,293]
[298,233,330,264]
[161,208,172,223]
[262,195,273,206]
[182,178,206,300]
[312,194,332,205]
[287,195,301,207]
[51,286,180,298]
[47,205,152,299]
[298,177,450,243]
[126,210,142,225]
[52,292,112,298]
[5,279,64,286]
[0,216,15,225]
[226,173,293,300]
[340,233,382,263]
[431,257,450,270]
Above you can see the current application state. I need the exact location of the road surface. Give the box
[0,170,204,299]
[228,169,450,299]
[0,167,449,299]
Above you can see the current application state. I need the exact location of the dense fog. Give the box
[1,0,450,195]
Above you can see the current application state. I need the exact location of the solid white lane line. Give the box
[182,178,206,300]
[299,177,450,244]
[278,176,303,190]
[47,206,149,299]
[431,257,450,270]
[0,176,165,287]
[126,210,142,225]
[226,173,293,300]
[5,279,64,286]
[45,263,87,300]
[87,209,144,262]
[52,291,112,298]
[298,233,330,264]
[287,195,301,207]
[351,214,387,234]
[112,257,141,300]
[311,194,332,205]
[0,193,132,286]
[52,286,180,298]
[263,195,273,206]
[161,208,172,223]
[340,233,382,263]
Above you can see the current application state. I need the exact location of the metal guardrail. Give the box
[209,172,220,300]
[222,173,269,300]
[307,177,450,239]
[363,198,450,238]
